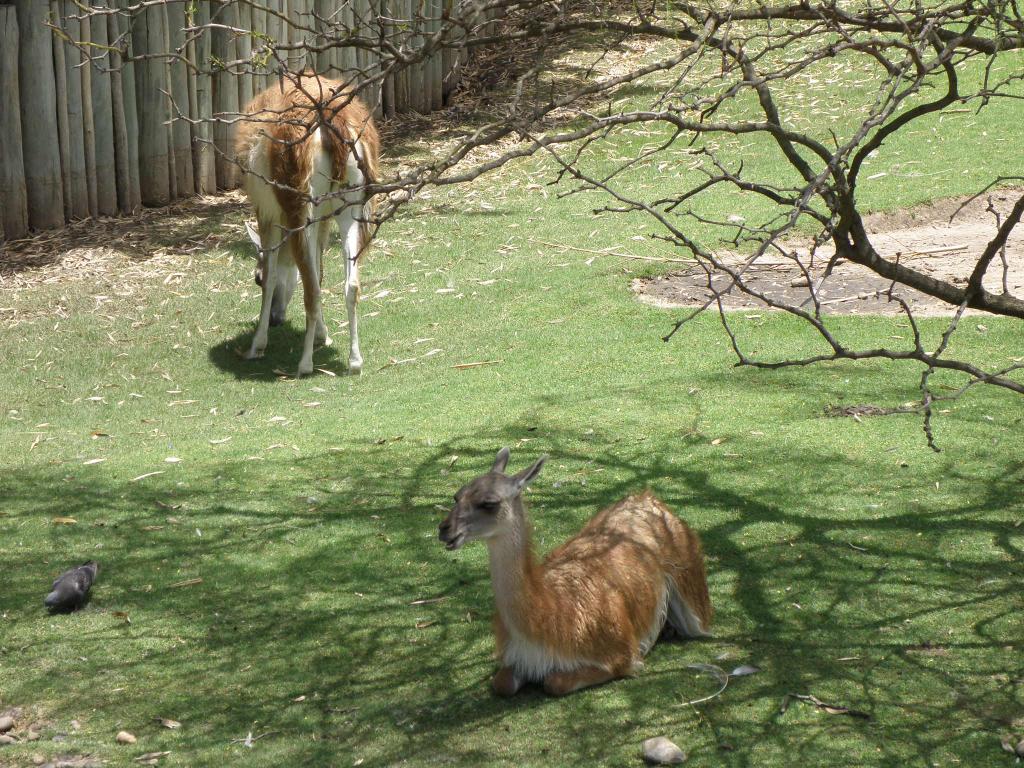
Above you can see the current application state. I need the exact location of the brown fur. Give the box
[234,73,380,267]
[440,452,713,696]
[498,492,711,676]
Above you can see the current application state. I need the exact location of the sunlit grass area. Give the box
[1,29,1022,768]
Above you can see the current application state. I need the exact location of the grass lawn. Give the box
[1,35,1022,768]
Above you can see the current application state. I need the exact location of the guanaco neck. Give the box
[486,498,544,630]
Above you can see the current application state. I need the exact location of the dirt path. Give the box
[634,190,1024,316]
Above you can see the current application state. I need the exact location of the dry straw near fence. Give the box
[0,0,493,242]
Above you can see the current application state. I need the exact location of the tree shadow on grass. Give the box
[1,420,1021,766]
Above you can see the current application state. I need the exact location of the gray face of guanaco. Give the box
[438,448,546,551]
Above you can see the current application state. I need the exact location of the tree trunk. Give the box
[0,7,29,240]
[60,0,89,219]
[133,2,171,205]
[15,0,65,229]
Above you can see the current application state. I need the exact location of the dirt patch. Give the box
[634,190,1024,316]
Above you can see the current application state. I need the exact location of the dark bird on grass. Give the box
[44,561,99,613]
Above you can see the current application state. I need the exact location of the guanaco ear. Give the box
[491,447,511,474]
[244,220,262,251]
[512,455,547,491]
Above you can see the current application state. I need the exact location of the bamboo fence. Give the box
[1,0,496,241]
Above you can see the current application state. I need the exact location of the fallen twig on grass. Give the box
[528,238,696,264]
[780,693,871,719]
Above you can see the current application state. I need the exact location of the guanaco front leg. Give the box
[491,666,525,697]
[543,666,617,696]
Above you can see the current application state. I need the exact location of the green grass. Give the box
[1,41,1023,768]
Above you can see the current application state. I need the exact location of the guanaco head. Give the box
[245,220,296,326]
[438,447,547,550]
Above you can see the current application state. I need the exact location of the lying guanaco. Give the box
[438,448,713,696]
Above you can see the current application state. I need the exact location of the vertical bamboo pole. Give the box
[251,0,268,90]
[15,0,65,228]
[381,0,395,117]
[193,0,216,192]
[161,2,179,200]
[0,7,30,240]
[353,0,367,88]
[211,0,240,188]
[117,0,142,211]
[408,0,425,112]
[265,0,283,79]
[340,1,358,86]
[134,1,171,205]
[313,0,329,75]
[80,12,98,216]
[61,0,89,218]
[107,10,132,213]
[185,7,201,192]
[236,0,253,106]
[166,0,194,197]
[428,0,441,110]
[50,0,72,222]
[89,0,118,215]
[394,0,410,112]
[441,0,459,103]
[366,0,382,116]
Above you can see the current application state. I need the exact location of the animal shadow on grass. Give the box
[208,323,345,380]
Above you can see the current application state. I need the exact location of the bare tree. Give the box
[56,0,1024,444]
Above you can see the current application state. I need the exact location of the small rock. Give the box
[0,716,14,732]
[27,729,41,741]
[116,731,137,745]
[643,736,686,765]
[0,734,17,745]
[31,754,45,765]
[1016,740,1024,758]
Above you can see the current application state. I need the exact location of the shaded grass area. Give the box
[2,38,1023,768]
